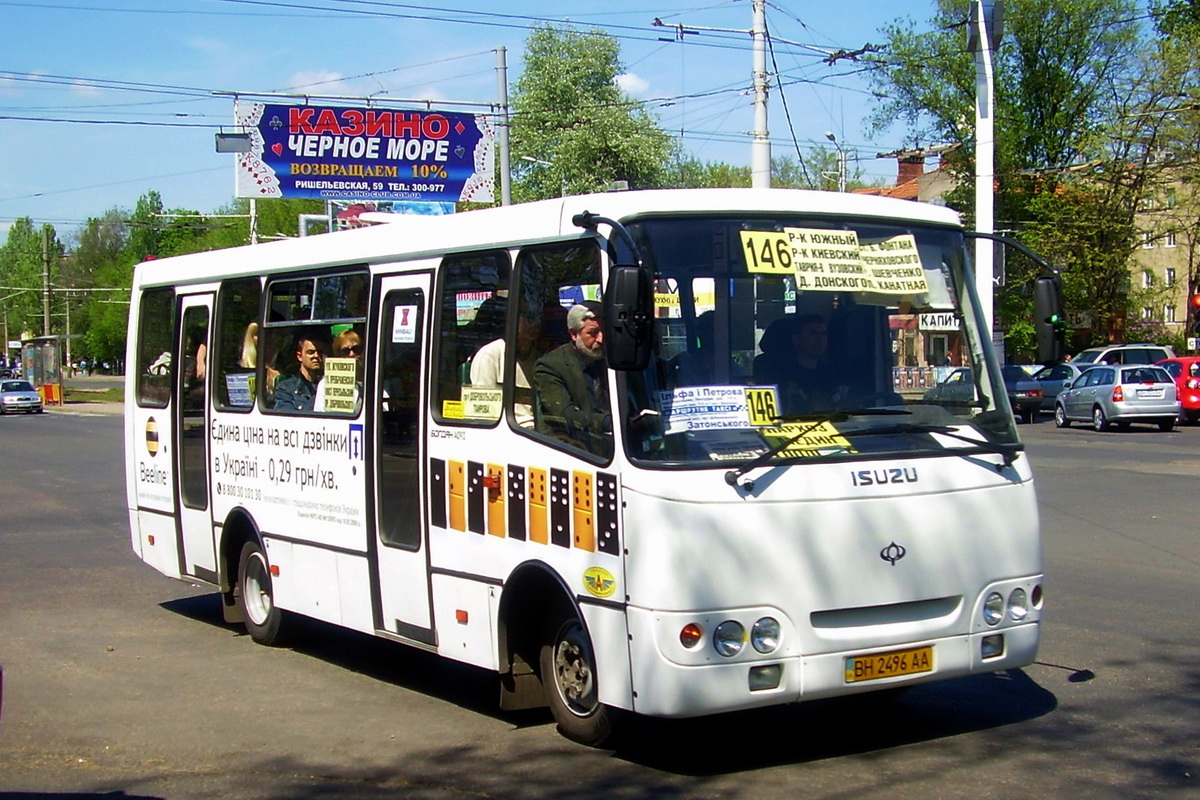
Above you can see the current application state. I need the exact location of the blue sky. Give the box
[0,0,936,239]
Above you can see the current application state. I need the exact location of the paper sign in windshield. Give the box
[860,234,929,294]
[760,421,855,458]
[738,229,928,294]
[656,386,751,434]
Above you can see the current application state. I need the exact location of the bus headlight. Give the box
[750,617,780,654]
[983,592,1005,626]
[1007,588,1029,621]
[713,620,745,657]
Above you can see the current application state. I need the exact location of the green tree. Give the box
[70,210,134,364]
[868,0,1149,357]
[510,25,675,201]
[0,217,63,339]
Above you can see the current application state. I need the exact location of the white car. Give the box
[0,379,44,414]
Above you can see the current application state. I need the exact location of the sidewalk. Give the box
[50,398,124,415]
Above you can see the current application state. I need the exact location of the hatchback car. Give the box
[923,365,1043,423]
[1054,365,1179,431]
[0,379,44,414]
[1155,356,1200,424]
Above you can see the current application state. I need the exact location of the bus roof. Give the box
[132,187,963,290]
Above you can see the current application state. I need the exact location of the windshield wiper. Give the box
[723,413,1020,490]
[723,409,912,489]
[840,422,1022,467]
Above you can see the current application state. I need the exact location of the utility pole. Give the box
[41,226,51,336]
[495,47,512,206]
[751,0,771,188]
[969,1,1003,341]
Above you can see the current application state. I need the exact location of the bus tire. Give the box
[539,611,614,747]
[237,540,287,645]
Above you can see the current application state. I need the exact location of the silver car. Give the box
[0,379,44,414]
[1054,365,1179,431]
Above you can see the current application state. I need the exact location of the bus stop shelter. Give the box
[21,335,64,406]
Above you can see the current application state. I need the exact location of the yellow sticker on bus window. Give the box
[442,399,464,419]
[860,234,929,294]
[761,421,855,457]
[744,387,781,426]
[462,388,502,420]
[739,230,795,274]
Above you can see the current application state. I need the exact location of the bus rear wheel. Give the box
[540,612,614,747]
[237,540,287,645]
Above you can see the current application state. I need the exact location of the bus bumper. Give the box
[625,605,1040,718]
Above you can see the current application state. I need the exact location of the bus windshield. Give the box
[621,215,1015,465]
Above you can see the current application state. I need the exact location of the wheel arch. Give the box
[495,559,579,712]
[217,506,262,624]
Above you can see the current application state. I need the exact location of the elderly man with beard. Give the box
[534,301,612,456]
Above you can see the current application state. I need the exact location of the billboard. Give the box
[234,101,494,204]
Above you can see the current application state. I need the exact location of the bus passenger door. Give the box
[372,277,433,644]
[174,294,217,581]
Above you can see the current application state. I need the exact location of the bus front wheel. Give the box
[237,540,287,645]
[540,612,614,747]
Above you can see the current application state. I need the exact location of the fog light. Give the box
[983,592,1005,626]
[1007,588,1029,621]
[679,623,703,649]
[748,664,782,691]
[751,617,781,654]
[713,620,745,657]
[981,633,1005,659]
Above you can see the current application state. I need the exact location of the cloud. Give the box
[615,72,649,97]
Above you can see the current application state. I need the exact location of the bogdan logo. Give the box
[145,417,160,456]
[583,567,616,599]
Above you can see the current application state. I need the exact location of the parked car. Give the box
[1071,343,1174,366]
[0,379,44,414]
[1054,364,1179,431]
[1030,362,1089,412]
[1155,356,1200,424]
[923,365,1043,423]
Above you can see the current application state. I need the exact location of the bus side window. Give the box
[515,242,611,458]
[214,277,262,410]
[432,250,512,426]
[261,271,368,415]
[136,288,175,408]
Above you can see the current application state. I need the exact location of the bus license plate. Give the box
[844,645,933,683]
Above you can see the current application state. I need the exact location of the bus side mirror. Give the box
[1033,275,1066,365]
[603,265,654,371]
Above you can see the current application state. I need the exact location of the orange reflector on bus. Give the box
[147,535,155,546]
[456,609,469,624]
[270,565,280,577]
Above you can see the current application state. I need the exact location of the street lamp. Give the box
[825,132,847,193]
[520,155,566,197]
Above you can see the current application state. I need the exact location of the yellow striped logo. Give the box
[145,417,160,457]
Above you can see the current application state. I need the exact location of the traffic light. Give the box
[1191,294,1200,334]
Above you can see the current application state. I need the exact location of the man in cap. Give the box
[533,300,612,455]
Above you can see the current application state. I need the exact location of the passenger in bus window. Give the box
[754,313,849,415]
[273,330,327,411]
[469,311,538,428]
[314,328,363,413]
[534,301,612,455]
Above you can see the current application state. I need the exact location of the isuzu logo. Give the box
[880,541,907,566]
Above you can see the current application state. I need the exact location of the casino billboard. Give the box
[233,101,495,204]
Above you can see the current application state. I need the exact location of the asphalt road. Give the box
[0,410,1196,799]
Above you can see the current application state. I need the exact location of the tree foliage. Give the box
[510,25,675,201]
[0,217,62,339]
[868,0,1157,358]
